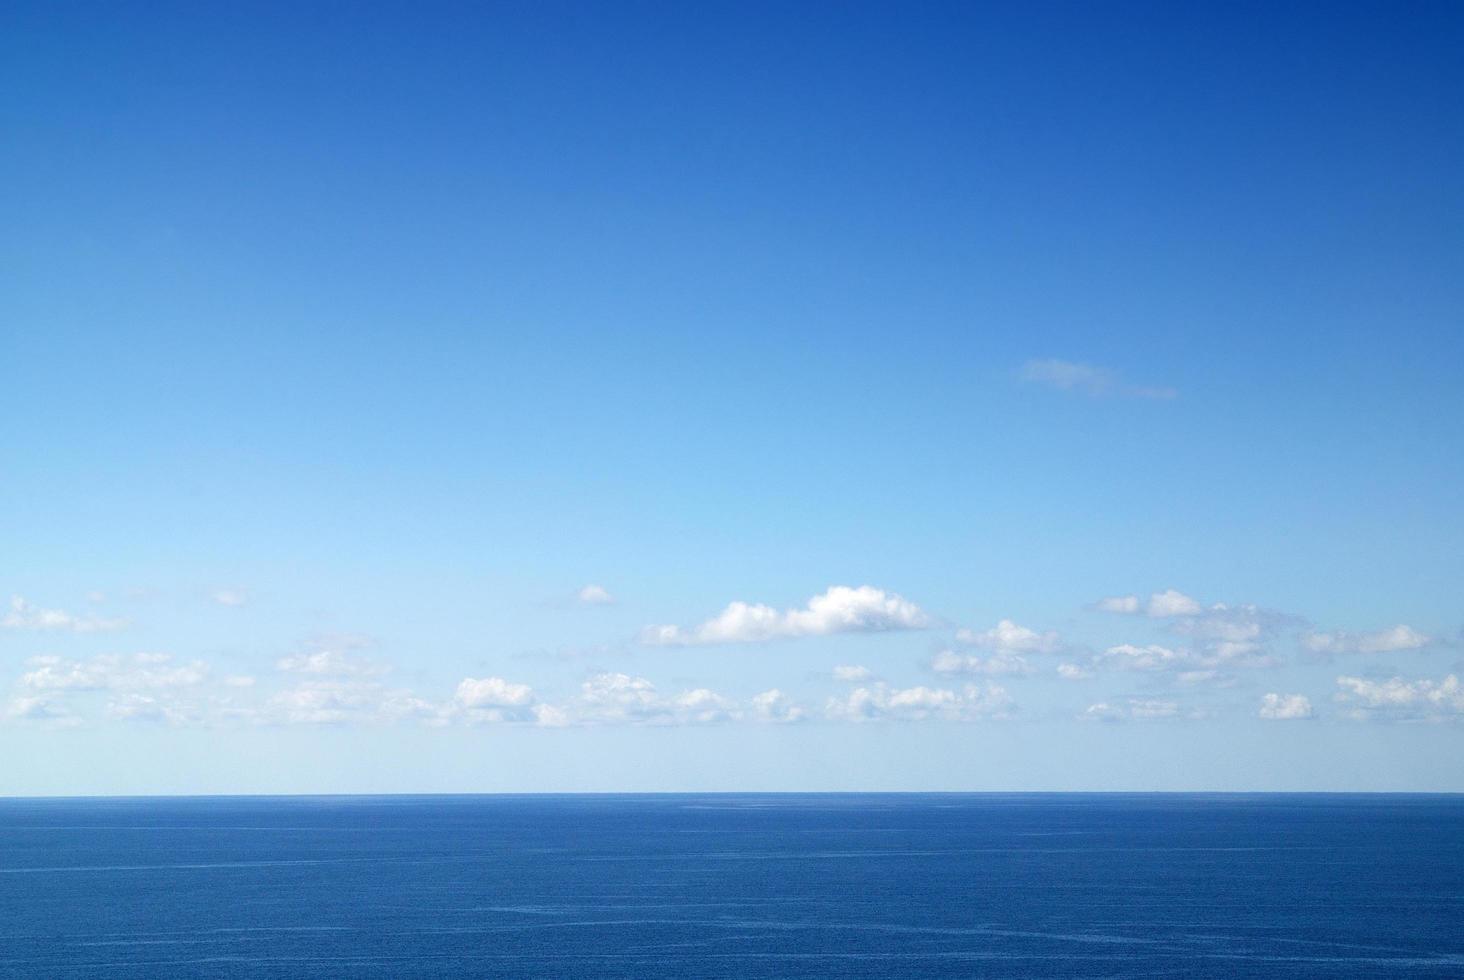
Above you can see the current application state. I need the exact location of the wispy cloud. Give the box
[2,596,127,633]
[1304,626,1432,656]
[1020,359,1177,400]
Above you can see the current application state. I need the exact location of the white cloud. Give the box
[454,676,534,708]
[1057,662,1093,681]
[19,653,208,692]
[550,672,738,726]
[825,682,1012,722]
[642,585,929,646]
[1259,693,1313,720]
[451,676,538,722]
[1082,699,1181,722]
[1096,643,1194,671]
[5,696,80,726]
[1304,625,1431,656]
[1020,359,1177,400]
[275,647,387,678]
[1334,674,1464,720]
[211,589,248,607]
[1146,589,1203,617]
[750,689,806,723]
[832,664,872,681]
[954,619,1062,654]
[577,584,614,605]
[1095,595,1141,614]
[1,595,127,633]
[930,649,1033,676]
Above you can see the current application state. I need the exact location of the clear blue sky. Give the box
[3,1,1462,793]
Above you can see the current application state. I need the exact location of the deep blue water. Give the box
[0,794,1460,977]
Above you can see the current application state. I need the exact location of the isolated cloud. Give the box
[2,596,126,633]
[832,664,873,681]
[1304,626,1431,656]
[825,682,1012,722]
[577,584,614,605]
[642,585,929,646]
[1020,360,1177,400]
[211,589,248,607]
[1259,693,1314,720]
[1057,662,1094,680]
[1334,674,1464,720]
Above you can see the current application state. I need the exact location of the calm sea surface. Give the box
[0,794,1460,978]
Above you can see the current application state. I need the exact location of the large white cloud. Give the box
[1334,674,1464,720]
[642,585,929,646]
[1304,626,1431,656]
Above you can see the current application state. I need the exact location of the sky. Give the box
[2,1,1462,794]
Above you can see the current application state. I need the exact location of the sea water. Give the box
[0,794,1460,977]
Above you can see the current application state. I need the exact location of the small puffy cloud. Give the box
[2,595,127,633]
[454,676,534,708]
[1304,625,1432,656]
[750,689,806,723]
[1095,595,1141,614]
[577,584,614,605]
[451,676,537,724]
[832,664,872,682]
[1020,359,1177,400]
[223,675,256,688]
[1334,674,1464,720]
[642,585,929,646]
[211,589,248,607]
[1057,662,1093,681]
[826,682,1012,722]
[930,649,1033,676]
[955,619,1062,654]
[1259,693,1313,720]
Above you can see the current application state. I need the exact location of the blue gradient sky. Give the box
[3,1,1462,793]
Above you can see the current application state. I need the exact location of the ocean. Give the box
[0,794,1459,977]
